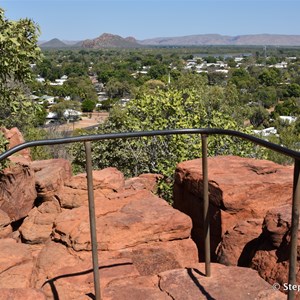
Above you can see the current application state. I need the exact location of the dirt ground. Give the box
[53,112,109,132]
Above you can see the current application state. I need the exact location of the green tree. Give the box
[273,98,300,116]
[229,68,257,91]
[205,56,217,63]
[106,78,131,99]
[70,87,256,202]
[81,99,96,112]
[207,71,227,86]
[0,8,42,130]
[148,64,168,80]
[285,83,300,98]
[258,68,280,86]
[249,106,270,128]
[255,86,277,108]
[264,122,300,165]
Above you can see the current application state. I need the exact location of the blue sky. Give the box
[1,0,300,41]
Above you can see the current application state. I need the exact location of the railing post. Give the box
[201,134,211,277]
[84,141,101,300]
[288,159,300,300]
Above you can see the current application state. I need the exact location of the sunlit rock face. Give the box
[173,155,295,295]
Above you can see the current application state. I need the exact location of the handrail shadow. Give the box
[41,262,133,300]
[187,268,217,300]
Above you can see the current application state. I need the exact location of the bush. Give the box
[81,99,96,112]
[69,87,258,203]
[0,132,9,170]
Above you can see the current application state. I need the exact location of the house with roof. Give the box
[41,95,56,105]
[252,127,278,137]
[50,75,68,86]
[279,116,297,124]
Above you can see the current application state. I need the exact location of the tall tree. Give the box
[70,87,257,202]
[0,8,42,129]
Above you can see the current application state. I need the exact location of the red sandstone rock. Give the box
[175,156,292,217]
[126,239,197,275]
[0,288,46,300]
[31,159,72,201]
[34,241,138,298]
[0,209,10,228]
[216,218,263,266]
[0,238,34,290]
[1,127,31,163]
[53,190,192,251]
[0,261,35,289]
[262,204,292,248]
[66,167,125,192]
[102,262,287,300]
[1,157,287,299]
[0,209,12,238]
[19,200,61,244]
[250,204,300,295]
[125,173,163,192]
[0,238,32,273]
[158,263,285,300]
[91,239,198,279]
[33,241,94,299]
[57,167,125,208]
[103,275,169,300]
[0,164,37,221]
[173,156,293,263]
[58,177,109,209]
[57,184,89,208]
[34,239,196,300]
[251,249,292,293]
[92,167,125,192]
[0,225,12,238]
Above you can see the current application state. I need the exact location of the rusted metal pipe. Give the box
[84,141,101,300]
[288,159,300,300]
[201,134,211,277]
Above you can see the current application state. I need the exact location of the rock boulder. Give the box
[250,204,300,293]
[173,156,293,263]
[0,164,36,221]
[1,127,31,164]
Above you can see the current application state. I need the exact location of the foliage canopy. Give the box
[0,8,42,130]
[70,85,258,202]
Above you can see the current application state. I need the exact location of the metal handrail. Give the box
[0,128,299,300]
[0,128,300,160]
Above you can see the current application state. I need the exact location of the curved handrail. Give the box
[0,128,299,162]
[0,128,299,300]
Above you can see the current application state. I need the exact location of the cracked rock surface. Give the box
[0,157,287,299]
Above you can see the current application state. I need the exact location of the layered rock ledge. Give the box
[174,155,297,295]
[0,158,198,299]
[0,155,286,299]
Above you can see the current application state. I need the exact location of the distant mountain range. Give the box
[39,33,300,49]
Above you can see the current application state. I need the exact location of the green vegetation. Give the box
[69,85,261,202]
[81,99,96,112]
[0,131,9,169]
[0,8,42,130]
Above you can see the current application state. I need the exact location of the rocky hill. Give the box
[81,33,142,49]
[39,38,69,48]
[39,33,300,48]
[140,33,300,46]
